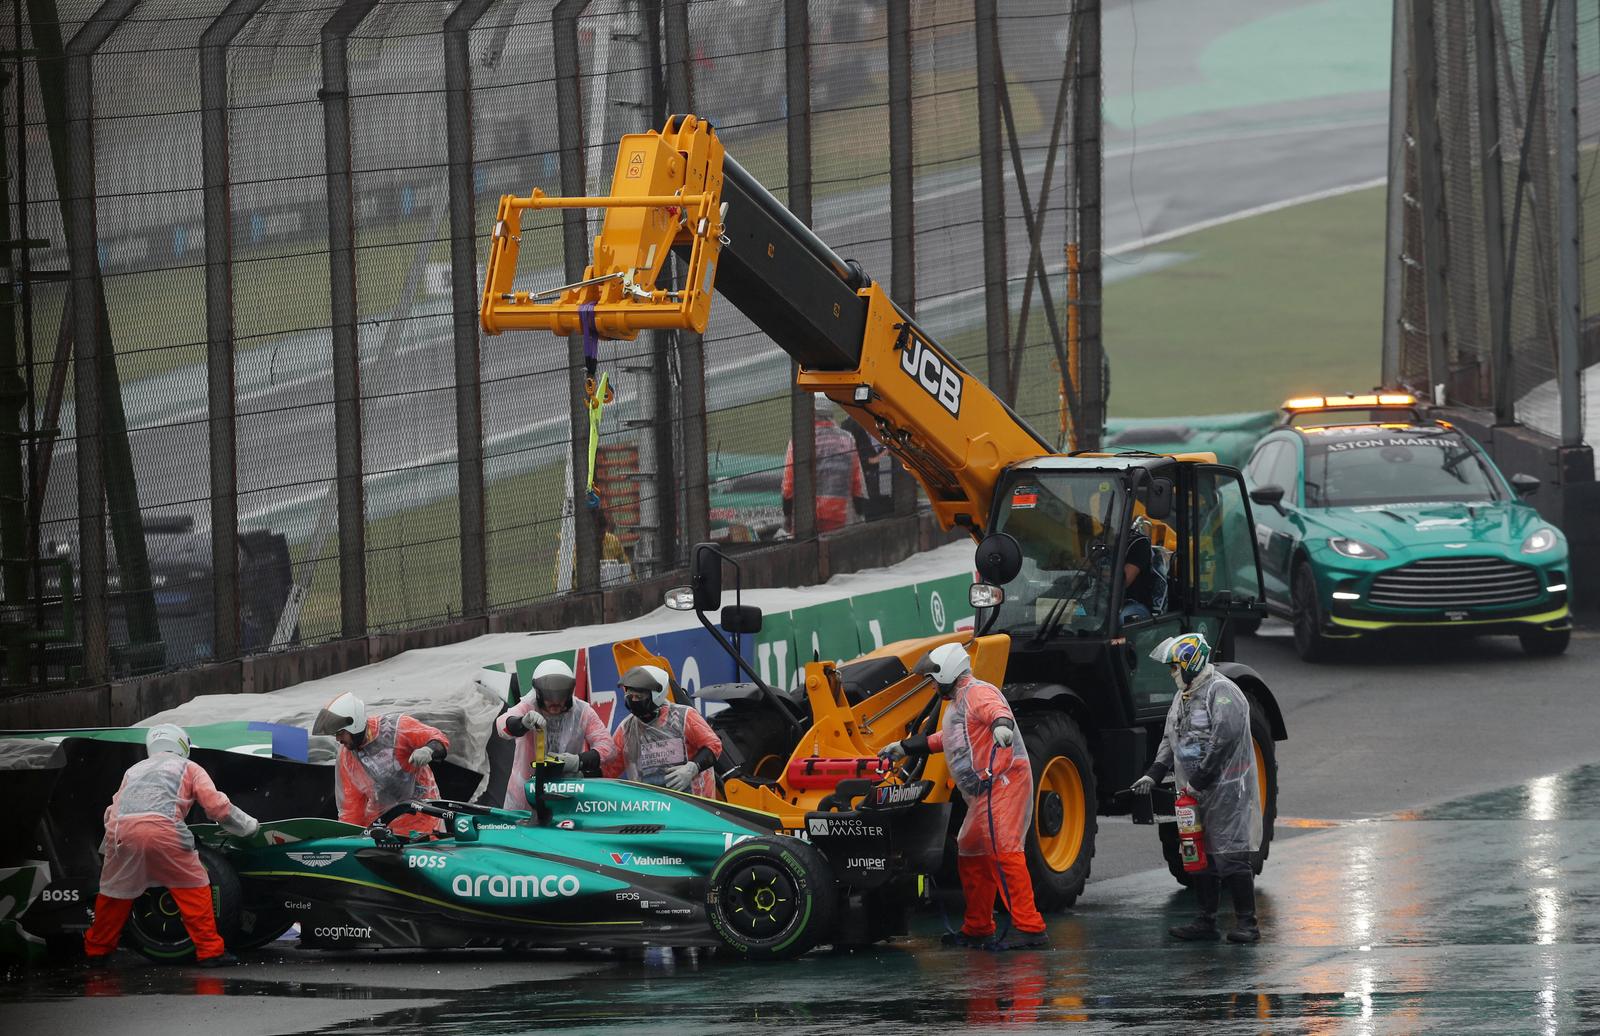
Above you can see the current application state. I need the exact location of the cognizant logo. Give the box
[451,873,581,899]
[312,925,371,940]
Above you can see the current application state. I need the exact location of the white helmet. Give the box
[312,691,367,737]
[917,642,972,693]
[532,658,577,712]
[620,665,672,706]
[145,723,192,759]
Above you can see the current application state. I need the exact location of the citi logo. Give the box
[898,338,962,417]
[609,851,684,866]
[451,873,581,899]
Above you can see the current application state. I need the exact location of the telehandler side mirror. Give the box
[1142,476,1174,521]
[720,604,763,634]
[691,542,723,612]
[974,532,1023,585]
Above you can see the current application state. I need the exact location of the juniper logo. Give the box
[286,851,347,869]
[609,851,684,866]
[451,873,582,899]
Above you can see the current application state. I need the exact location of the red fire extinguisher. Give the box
[1174,787,1208,873]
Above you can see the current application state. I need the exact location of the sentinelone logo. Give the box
[451,873,582,899]
[609,851,684,867]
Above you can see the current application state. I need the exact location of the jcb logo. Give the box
[899,338,962,417]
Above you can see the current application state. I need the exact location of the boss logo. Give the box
[40,888,80,903]
[899,338,962,417]
[406,853,448,870]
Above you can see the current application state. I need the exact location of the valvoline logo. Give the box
[609,851,685,867]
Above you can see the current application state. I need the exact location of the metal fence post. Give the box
[1408,0,1452,405]
[1381,0,1410,387]
[1474,0,1511,423]
[887,0,916,518]
[553,0,598,594]
[64,0,141,684]
[1072,0,1104,448]
[321,0,379,640]
[973,0,1010,397]
[643,0,678,566]
[1553,0,1581,446]
[664,0,708,551]
[784,0,816,541]
[445,0,495,617]
[200,0,265,664]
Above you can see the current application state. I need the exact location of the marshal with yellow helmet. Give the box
[1245,394,1572,661]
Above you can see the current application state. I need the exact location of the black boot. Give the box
[1225,873,1260,944]
[1168,876,1220,941]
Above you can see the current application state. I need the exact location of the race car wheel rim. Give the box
[722,864,798,938]
[1036,757,1085,871]
[132,889,192,948]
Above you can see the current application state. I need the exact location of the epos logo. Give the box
[899,338,962,416]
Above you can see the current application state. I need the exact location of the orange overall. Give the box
[928,674,1046,938]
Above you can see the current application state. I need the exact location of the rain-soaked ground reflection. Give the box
[6,765,1600,1034]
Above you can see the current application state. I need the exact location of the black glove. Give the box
[577,749,601,776]
[692,746,717,773]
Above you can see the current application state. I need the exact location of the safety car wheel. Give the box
[1159,701,1279,887]
[1519,627,1570,657]
[1291,562,1334,663]
[126,846,241,961]
[706,836,835,960]
[1019,711,1097,911]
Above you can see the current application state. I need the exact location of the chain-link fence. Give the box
[1,0,1099,689]
[1388,0,1595,447]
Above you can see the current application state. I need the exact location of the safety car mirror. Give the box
[974,532,1022,585]
[1510,472,1540,498]
[720,604,763,634]
[969,582,1004,609]
[1141,476,1174,520]
[1249,484,1286,514]
[691,542,723,611]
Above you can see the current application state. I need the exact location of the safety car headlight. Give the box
[1521,527,1559,554]
[1327,537,1387,561]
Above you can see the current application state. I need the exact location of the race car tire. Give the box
[706,835,835,960]
[126,846,242,961]
[1291,561,1334,663]
[1019,711,1097,911]
[1159,701,1279,887]
[1519,627,1570,657]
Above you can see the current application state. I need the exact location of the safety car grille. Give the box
[1368,556,1541,609]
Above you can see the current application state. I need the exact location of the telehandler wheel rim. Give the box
[1036,757,1085,870]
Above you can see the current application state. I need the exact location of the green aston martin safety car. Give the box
[1242,418,1572,661]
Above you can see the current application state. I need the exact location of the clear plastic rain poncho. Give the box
[1152,667,1261,862]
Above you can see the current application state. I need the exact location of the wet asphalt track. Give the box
[5,624,1599,1034]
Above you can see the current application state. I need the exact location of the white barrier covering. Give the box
[143,541,974,779]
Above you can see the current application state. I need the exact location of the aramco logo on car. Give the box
[451,873,582,899]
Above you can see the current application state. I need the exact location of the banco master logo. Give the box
[899,337,962,417]
[451,873,582,899]
[609,851,684,867]
[286,851,347,869]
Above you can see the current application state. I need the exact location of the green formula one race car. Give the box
[118,770,946,963]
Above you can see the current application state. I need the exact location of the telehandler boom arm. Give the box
[481,114,1051,535]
